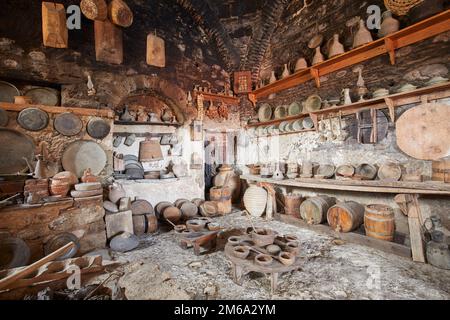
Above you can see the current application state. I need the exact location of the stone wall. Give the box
[0,198,106,262]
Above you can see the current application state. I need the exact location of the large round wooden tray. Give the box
[54,112,83,136]
[62,140,107,178]
[0,128,35,174]
[396,103,450,160]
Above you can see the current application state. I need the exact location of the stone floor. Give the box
[93,211,450,300]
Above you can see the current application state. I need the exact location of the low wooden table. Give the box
[179,230,220,256]
[224,243,302,294]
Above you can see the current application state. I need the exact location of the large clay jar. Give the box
[294,57,308,72]
[213,165,241,203]
[243,184,268,217]
[328,34,345,58]
[108,182,126,204]
[312,47,324,65]
[353,19,373,48]
[379,11,399,37]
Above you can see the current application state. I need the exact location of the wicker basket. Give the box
[384,0,424,16]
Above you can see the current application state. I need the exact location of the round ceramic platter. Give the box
[292,119,303,131]
[285,122,295,132]
[17,108,49,131]
[0,128,35,174]
[288,102,302,116]
[62,140,107,178]
[304,95,322,112]
[0,81,20,103]
[279,121,289,133]
[303,117,314,129]
[258,103,272,122]
[54,112,83,136]
[24,87,59,106]
[274,105,287,119]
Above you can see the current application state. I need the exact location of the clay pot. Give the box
[186,219,207,232]
[294,57,308,71]
[379,11,400,38]
[108,183,126,204]
[228,236,242,246]
[232,246,250,259]
[213,165,240,203]
[279,252,296,266]
[243,184,268,217]
[285,241,300,256]
[255,254,273,266]
[312,47,324,65]
[251,228,277,247]
[49,178,70,197]
[328,34,345,58]
[353,19,373,48]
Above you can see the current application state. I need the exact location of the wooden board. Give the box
[146,34,165,67]
[396,103,450,160]
[42,2,68,49]
[94,19,123,65]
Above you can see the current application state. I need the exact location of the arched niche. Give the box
[117,88,187,124]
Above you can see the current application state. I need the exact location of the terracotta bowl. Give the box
[186,219,207,232]
[228,236,242,246]
[207,222,221,231]
[255,254,273,266]
[279,251,296,266]
[285,234,299,242]
[232,245,250,259]
[174,225,187,233]
[251,228,277,247]
[285,241,300,256]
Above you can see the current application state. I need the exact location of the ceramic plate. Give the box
[292,119,303,131]
[288,102,302,116]
[0,81,20,103]
[302,117,314,129]
[304,95,322,112]
[258,103,272,122]
[274,105,287,119]
[279,121,289,133]
[17,107,49,131]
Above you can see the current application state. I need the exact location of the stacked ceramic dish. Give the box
[124,155,144,179]
[426,76,448,87]
[372,88,390,98]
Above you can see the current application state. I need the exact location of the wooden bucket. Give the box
[210,186,231,215]
[300,195,336,224]
[432,160,450,183]
[378,163,402,181]
[364,204,395,241]
[327,201,365,232]
[355,164,378,180]
[284,194,304,217]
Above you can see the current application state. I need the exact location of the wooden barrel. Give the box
[284,194,303,217]
[300,196,336,225]
[146,214,158,233]
[132,215,146,236]
[155,201,173,219]
[80,0,108,21]
[355,164,378,180]
[335,165,355,179]
[432,160,450,183]
[364,204,395,241]
[139,140,163,161]
[210,186,232,215]
[327,201,365,232]
[108,0,133,27]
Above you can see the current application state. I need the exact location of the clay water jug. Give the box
[353,19,373,48]
[243,184,268,217]
[342,88,352,105]
[108,182,126,204]
[281,64,290,79]
[269,71,277,84]
[328,34,345,58]
[294,57,308,72]
[312,47,324,65]
[213,164,241,203]
[379,11,399,37]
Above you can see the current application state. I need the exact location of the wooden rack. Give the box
[196,91,239,105]
[0,102,115,119]
[248,10,450,105]
[114,121,181,127]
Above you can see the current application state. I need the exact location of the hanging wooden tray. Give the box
[17,108,49,131]
[396,102,450,160]
[0,128,35,174]
[24,87,59,106]
[62,140,107,178]
[87,117,111,140]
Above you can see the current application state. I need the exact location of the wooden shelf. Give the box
[241,175,450,195]
[114,121,181,127]
[251,129,315,138]
[195,91,239,105]
[0,102,115,118]
[247,112,310,127]
[248,10,450,105]
[309,81,450,128]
